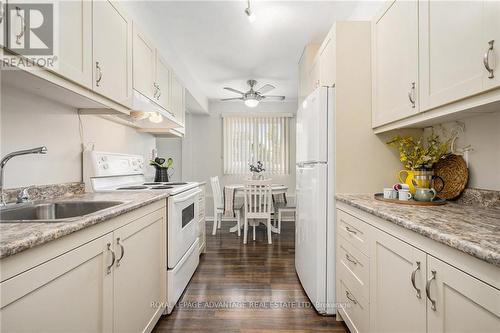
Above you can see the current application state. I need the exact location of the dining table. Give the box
[224,184,289,234]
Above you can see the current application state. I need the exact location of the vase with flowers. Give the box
[387,134,450,193]
[249,161,265,180]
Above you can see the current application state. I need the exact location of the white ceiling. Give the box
[131,1,384,106]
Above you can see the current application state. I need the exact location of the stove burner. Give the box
[143,182,163,185]
[165,182,188,185]
[117,186,149,190]
[150,186,174,190]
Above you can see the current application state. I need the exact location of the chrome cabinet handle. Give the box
[425,270,437,311]
[408,82,416,108]
[411,261,421,299]
[345,253,358,265]
[96,62,103,87]
[345,290,357,304]
[483,40,495,79]
[153,83,158,98]
[345,226,357,235]
[106,243,115,274]
[116,237,125,267]
[15,7,26,45]
[157,85,161,99]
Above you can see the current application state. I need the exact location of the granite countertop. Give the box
[0,191,170,259]
[336,194,500,267]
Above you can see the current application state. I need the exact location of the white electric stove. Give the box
[83,150,201,314]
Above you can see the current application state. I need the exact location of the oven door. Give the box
[168,187,201,268]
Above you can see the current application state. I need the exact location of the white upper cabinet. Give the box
[92,0,132,108]
[319,31,336,87]
[426,256,500,333]
[419,0,485,111]
[484,0,500,90]
[373,0,419,127]
[156,51,172,111]
[52,0,92,89]
[170,73,185,125]
[132,24,156,101]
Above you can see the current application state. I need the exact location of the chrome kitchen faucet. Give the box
[0,146,48,206]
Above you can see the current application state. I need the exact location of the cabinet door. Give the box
[370,227,427,333]
[92,0,132,107]
[170,74,185,125]
[309,59,320,92]
[0,0,5,48]
[0,233,114,332]
[484,0,500,90]
[426,256,500,333]
[156,51,172,111]
[319,33,335,87]
[53,0,92,88]
[373,0,419,127]
[133,24,156,100]
[419,0,485,111]
[113,212,166,333]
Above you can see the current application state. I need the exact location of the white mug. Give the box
[383,188,398,199]
[398,189,412,201]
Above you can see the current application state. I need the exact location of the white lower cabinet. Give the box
[113,212,166,333]
[336,206,500,333]
[0,233,114,332]
[369,226,427,333]
[0,203,167,333]
[426,256,500,333]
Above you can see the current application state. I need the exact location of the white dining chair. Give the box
[272,193,296,234]
[243,179,273,244]
[210,176,242,236]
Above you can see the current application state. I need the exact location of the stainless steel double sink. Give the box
[0,201,124,223]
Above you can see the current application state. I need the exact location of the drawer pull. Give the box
[483,40,495,79]
[345,253,358,265]
[408,82,416,108]
[345,290,357,304]
[345,226,357,235]
[116,237,125,267]
[426,270,437,311]
[106,243,115,275]
[411,261,421,299]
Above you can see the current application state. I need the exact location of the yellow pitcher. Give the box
[398,170,416,194]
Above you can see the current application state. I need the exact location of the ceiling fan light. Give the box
[244,98,259,108]
[245,2,256,22]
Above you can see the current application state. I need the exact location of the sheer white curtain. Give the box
[223,115,290,175]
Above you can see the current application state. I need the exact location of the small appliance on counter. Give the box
[83,150,201,314]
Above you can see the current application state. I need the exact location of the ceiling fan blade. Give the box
[256,84,275,94]
[220,97,244,101]
[223,87,245,95]
[262,95,285,101]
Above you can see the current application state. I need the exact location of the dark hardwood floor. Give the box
[153,221,348,333]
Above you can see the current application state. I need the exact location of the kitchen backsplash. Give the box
[454,188,500,209]
[2,182,85,204]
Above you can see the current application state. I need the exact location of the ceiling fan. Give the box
[221,80,285,108]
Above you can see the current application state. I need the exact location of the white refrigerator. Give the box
[295,86,336,315]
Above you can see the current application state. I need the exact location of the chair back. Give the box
[243,179,273,217]
[210,176,223,209]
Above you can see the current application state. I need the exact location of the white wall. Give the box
[156,137,183,182]
[425,113,500,191]
[1,85,157,188]
[183,101,297,215]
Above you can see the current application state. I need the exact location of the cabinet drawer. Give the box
[338,235,369,302]
[339,278,369,333]
[337,210,370,254]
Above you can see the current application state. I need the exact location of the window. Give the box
[223,115,290,175]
